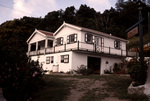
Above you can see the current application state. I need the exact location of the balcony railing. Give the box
[27,41,138,57]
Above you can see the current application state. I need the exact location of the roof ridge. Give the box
[37,29,53,34]
[63,22,127,41]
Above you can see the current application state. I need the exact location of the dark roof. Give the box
[38,30,53,36]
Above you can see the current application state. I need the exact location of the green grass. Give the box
[79,88,109,101]
[102,75,149,101]
[32,75,72,101]
[32,75,149,101]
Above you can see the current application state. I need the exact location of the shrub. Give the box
[128,58,148,86]
[75,65,93,75]
[0,59,44,101]
[113,63,121,73]
[104,69,112,74]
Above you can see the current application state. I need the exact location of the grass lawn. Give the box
[32,74,149,101]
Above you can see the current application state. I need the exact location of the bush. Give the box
[0,59,44,101]
[128,58,148,86]
[75,65,93,75]
[113,63,121,73]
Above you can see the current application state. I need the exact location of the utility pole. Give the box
[138,0,144,80]
[138,0,144,67]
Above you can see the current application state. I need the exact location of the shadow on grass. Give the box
[104,75,149,101]
[32,74,149,101]
[32,75,72,101]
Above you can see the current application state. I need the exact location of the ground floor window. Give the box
[61,55,69,63]
[46,56,54,64]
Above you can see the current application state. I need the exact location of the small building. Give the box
[27,22,128,74]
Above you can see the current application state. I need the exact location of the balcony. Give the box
[27,41,138,57]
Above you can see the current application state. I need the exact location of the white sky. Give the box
[0,0,117,24]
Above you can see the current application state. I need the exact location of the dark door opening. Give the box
[88,57,101,74]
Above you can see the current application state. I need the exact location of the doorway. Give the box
[88,57,101,74]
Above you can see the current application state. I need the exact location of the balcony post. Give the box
[45,39,48,54]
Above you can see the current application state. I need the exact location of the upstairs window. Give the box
[67,34,77,44]
[56,37,63,46]
[114,40,121,49]
[85,33,94,44]
[61,55,69,63]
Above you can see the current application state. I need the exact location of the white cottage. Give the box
[27,22,128,74]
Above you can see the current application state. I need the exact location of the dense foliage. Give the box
[0,60,44,101]
[128,58,148,86]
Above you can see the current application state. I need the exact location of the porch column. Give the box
[45,38,48,48]
[28,44,31,56]
[36,42,38,55]
[36,42,38,50]
[28,44,31,52]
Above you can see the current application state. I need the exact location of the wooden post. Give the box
[109,47,110,54]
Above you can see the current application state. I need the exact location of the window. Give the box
[56,37,63,46]
[46,57,50,64]
[85,33,94,44]
[50,56,54,63]
[46,56,54,64]
[114,40,121,49]
[67,34,77,44]
[61,55,69,63]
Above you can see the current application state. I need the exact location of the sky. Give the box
[0,0,117,25]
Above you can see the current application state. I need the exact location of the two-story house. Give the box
[27,22,128,74]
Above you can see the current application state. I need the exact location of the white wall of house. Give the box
[72,52,87,70]
[31,52,74,73]
[30,51,122,75]
[54,26,82,45]
[100,56,122,74]
[30,33,45,44]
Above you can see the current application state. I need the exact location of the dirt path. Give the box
[62,77,130,101]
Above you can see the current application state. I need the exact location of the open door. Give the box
[88,57,101,74]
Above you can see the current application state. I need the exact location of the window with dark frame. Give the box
[46,56,54,64]
[85,33,94,44]
[56,37,63,46]
[61,55,69,63]
[46,57,50,64]
[67,34,77,44]
[114,40,121,49]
